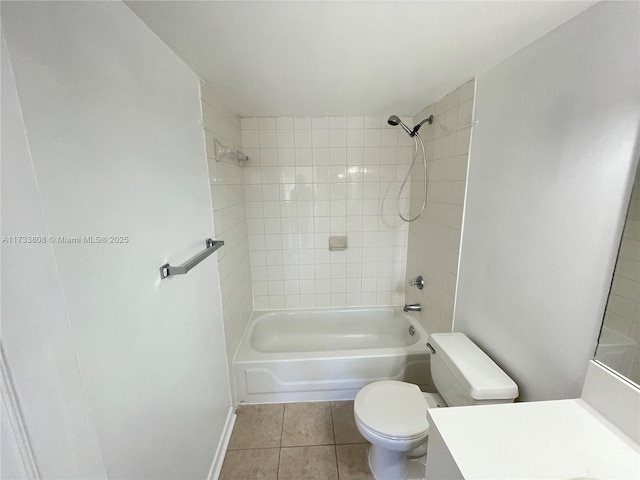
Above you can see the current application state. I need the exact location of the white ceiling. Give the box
[126,1,596,117]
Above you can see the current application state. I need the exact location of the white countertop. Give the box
[427,398,640,479]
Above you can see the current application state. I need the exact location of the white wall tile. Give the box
[459,79,475,103]
[254,296,269,310]
[380,129,398,147]
[295,147,313,165]
[260,148,278,166]
[312,117,330,129]
[258,117,276,130]
[312,129,330,147]
[364,116,382,129]
[242,129,260,149]
[312,148,330,165]
[405,80,475,334]
[330,130,347,147]
[243,114,413,310]
[330,116,347,129]
[259,129,278,148]
[295,117,312,129]
[201,83,253,395]
[347,116,364,129]
[364,129,381,147]
[241,117,259,130]
[295,130,312,148]
[276,117,294,130]
[300,294,316,308]
[347,129,364,147]
[277,130,295,148]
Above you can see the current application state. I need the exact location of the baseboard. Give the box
[207,406,236,480]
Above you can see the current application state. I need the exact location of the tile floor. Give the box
[220,401,374,480]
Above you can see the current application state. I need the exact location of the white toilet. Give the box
[354,332,519,480]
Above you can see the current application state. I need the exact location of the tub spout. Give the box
[403,303,421,312]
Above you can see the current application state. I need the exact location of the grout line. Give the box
[330,401,341,479]
[280,441,336,448]
[330,401,336,441]
[227,445,282,451]
[277,403,285,480]
[276,446,282,480]
[328,401,336,445]
[280,403,286,447]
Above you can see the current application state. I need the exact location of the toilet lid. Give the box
[354,381,429,439]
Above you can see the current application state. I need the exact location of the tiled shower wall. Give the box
[603,166,640,383]
[240,116,414,310]
[404,79,475,334]
[200,81,253,377]
[201,76,475,358]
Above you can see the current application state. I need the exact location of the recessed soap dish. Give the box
[329,236,348,251]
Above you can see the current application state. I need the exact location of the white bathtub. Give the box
[233,307,431,404]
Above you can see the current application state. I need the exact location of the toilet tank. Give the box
[429,333,519,406]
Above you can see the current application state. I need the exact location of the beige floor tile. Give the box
[228,404,284,450]
[278,445,339,480]
[336,444,375,480]
[219,448,279,480]
[282,402,334,446]
[331,401,366,444]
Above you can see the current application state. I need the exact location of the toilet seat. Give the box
[354,381,429,440]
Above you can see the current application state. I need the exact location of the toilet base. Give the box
[367,445,427,480]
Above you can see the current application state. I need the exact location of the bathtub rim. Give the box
[232,306,432,404]
[233,305,429,363]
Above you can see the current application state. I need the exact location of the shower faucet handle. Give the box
[409,275,424,290]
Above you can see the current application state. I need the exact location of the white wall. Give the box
[1,34,107,480]
[455,1,640,401]
[406,80,475,335]
[241,116,411,310]
[1,393,32,480]
[2,2,232,478]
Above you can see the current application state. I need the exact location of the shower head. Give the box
[387,115,401,126]
[387,115,413,136]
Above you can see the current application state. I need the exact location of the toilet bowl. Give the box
[353,333,519,480]
[354,381,445,480]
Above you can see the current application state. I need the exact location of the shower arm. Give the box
[410,115,434,137]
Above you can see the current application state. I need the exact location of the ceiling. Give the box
[126,1,596,117]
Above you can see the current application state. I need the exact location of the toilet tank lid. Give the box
[429,333,519,400]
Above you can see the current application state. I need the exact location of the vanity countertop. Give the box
[426,398,640,479]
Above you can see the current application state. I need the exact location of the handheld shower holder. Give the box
[411,115,434,136]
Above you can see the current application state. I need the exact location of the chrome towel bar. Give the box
[159,238,223,279]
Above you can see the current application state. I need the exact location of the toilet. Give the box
[354,332,519,480]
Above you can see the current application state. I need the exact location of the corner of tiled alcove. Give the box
[405,79,475,336]
[200,79,254,400]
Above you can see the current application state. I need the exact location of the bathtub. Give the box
[233,307,431,404]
